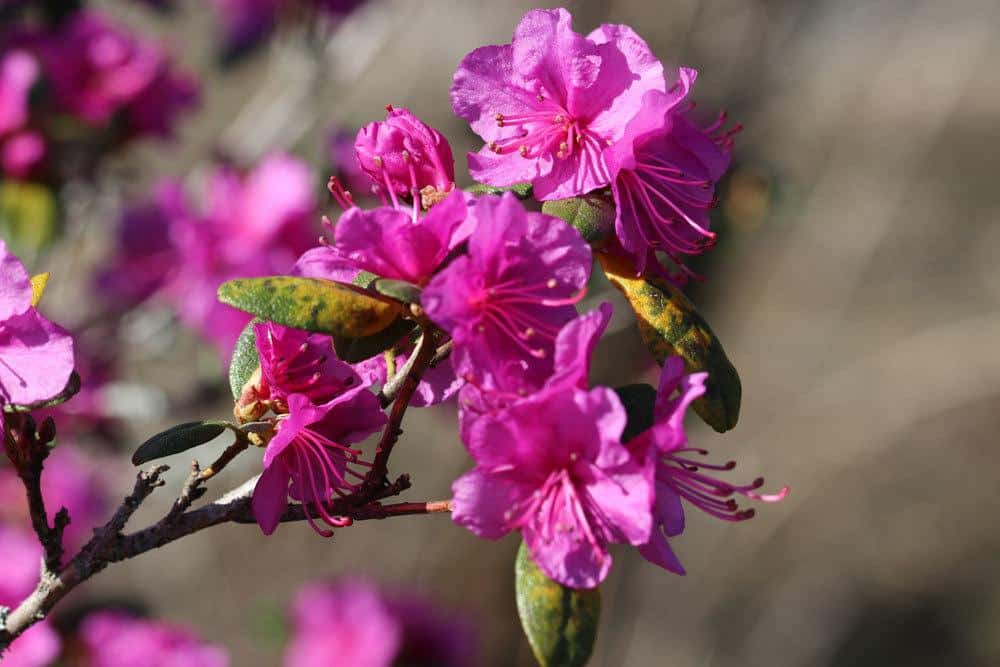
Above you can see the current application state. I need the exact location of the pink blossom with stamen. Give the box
[629,357,788,574]
[355,105,455,210]
[603,69,738,277]
[451,7,665,200]
[252,390,386,536]
[422,193,591,392]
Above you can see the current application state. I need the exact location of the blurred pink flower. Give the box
[38,10,197,136]
[285,578,475,667]
[79,611,229,667]
[451,7,664,199]
[0,50,44,178]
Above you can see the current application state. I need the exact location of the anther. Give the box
[546,278,557,288]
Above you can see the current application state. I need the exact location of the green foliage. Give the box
[217,276,401,339]
[229,320,260,400]
[599,253,741,432]
[515,541,601,667]
[373,278,422,305]
[541,195,615,245]
[131,420,229,465]
[614,383,658,442]
[466,182,534,199]
[333,316,415,364]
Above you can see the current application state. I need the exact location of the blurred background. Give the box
[3,0,1000,664]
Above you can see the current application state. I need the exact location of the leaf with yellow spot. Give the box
[515,541,600,667]
[30,273,49,307]
[217,276,402,339]
[598,252,741,432]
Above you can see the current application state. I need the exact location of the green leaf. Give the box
[515,541,600,667]
[333,317,415,364]
[373,278,422,305]
[352,270,379,289]
[614,384,657,442]
[466,182,534,199]
[541,195,615,245]
[217,276,401,339]
[132,420,229,465]
[599,253,741,433]
[229,320,260,400]
[6,372,81,412]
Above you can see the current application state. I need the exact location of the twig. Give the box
[198,436,250,481]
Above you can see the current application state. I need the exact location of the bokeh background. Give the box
[6,0,1000,664]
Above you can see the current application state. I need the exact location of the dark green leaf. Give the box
[515,541,600,667]
[614,384,657,442]
[333,317,415,364]
[132,420,229,466]
[541,195,615,245]
[373,278,422,305]
[466,182,534,199]
[599,253,741,432]
[217,276,401,338]
[229,320,260,399]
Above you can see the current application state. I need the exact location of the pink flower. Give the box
[422,193,591,392]
[79,611,229,667]
[39,11,197,136]
[299,188,472,287]
[254,321,361,408]
[0,50,37,136]
[0,526,61,667]
[354,105,455,208]
[0,240,74,409]
[0,131,44,178]
[603,71,737,275]
[252,390,386,536]
[452,384,653,589]
[451,8,664,200]
[630,357,787,574]
[285,578,476,667]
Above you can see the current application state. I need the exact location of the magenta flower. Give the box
[285,578,476,667]
[302,188,472,287]
[452,385,653,588]
[0,526,61,667]
[39,11,197,136]
[355,105,455,209]
[254,321,360,408]
[79,611,229,667]
[451,8,664,200]
[423,193,591,391]
[328,127,371,196]
[0,50,44,178]
[252,389,386,536]
[0,241,74,410]
[604,70,737,275]
[631,357,788,574]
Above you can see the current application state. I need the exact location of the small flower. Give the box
[603,70,738,276]
[631,357,787,574]
[301,188,472,287]
[422,193,591,391]
[451,7,664,200]
[286,578,476,667]
[0,240,74,409]
[254,321,360,409]
[252,390,386,536]
[354,105,455,209]
[452,385,653,589]
[79,611,229,667]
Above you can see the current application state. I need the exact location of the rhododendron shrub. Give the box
[0,7,785,666]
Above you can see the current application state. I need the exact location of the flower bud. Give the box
[354,105,455,207]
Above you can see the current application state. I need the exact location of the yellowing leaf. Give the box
[217,276,401,339]
[30,273,49,307]
[598,252,741,432]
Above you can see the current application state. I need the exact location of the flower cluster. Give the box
[100,154,318,360]
[285,578,476,667]
[264,6,785,590]
[0,7,197,182]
